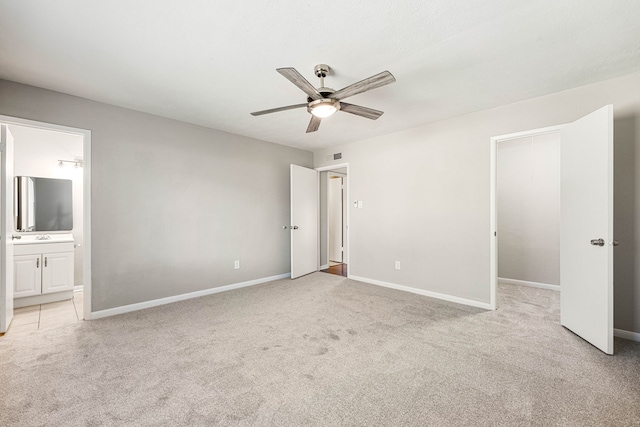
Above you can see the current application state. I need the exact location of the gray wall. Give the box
[0,80,313,312]
[497,133,560,286]
[314,71,640,334]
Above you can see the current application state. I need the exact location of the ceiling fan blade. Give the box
[277,68,322,100]
[339,102,384,120]
[250,103,307,116]
[329,71,396,101]
[306,115,321,133]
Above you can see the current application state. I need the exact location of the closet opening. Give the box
[497,132,561,290]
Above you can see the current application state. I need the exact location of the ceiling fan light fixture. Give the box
[308,99,340,118]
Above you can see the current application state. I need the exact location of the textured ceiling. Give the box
[1,1,639,151]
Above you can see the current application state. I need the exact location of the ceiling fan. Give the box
[251,64,396,133]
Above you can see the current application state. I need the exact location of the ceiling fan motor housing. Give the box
[306,88,335,103]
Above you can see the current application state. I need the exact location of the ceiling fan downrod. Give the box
[314,64,330,89]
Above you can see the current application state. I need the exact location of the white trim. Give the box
[0,115,92,321]
[498,277,560,291]
[349,275,493,310]
[320,264,329,270]
[73,285,84,293]
[614,328,640,343]
[90,273,290,320]
[490,125,565,143]
[489,134,497,310]
[489,124,565,311]
[83,128,92,320]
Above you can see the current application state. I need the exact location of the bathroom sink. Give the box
[12,234,75,245]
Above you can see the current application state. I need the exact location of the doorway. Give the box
[490,125,564,310]
[316,164,349,278]
[0,116,91,335]
[496,131,561,292]
[489,106,614,354]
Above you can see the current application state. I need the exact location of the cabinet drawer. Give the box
[14,242,74,256]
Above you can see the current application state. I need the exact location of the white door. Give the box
[290,164,318,279]
[0,125,15,333]
[328,176,343,263]
[560,105,614,354]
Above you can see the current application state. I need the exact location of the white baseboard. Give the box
[614,328,640,343]
[320,264,329,270]
[349,275,493,310]
[14,290,73,308]
[498,277,560,291]
[73,285,84,293]
[89,273,291,320]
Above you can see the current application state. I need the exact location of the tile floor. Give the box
[7,291,83,335]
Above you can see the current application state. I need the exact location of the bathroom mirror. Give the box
[15,176,73,232]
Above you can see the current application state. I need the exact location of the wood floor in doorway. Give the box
[321,263,347,277]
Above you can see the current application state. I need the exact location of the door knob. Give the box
[590,238,605,246]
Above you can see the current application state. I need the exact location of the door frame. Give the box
[489,125,564,310]
[316,163,349,276]
[0,115,92,321]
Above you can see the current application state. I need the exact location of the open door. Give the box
[290,164,318,279]
[0,125,15,334]
[560,105,614,354]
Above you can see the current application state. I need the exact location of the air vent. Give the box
[333,153,342,160]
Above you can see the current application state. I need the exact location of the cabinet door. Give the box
[14,255,42,298]
[42,252,74,294]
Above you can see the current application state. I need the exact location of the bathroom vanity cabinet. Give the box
[13,240,74,304]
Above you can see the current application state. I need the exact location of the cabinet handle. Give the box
[45,257,47,268]
[36,258,39,268]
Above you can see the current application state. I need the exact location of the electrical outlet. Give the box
[395,261,401,270]
[234,260,240,269]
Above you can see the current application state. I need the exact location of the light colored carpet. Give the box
[1,273,639,426]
